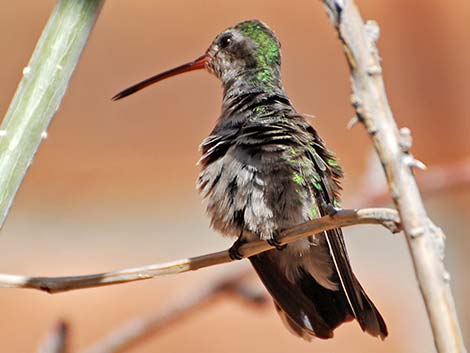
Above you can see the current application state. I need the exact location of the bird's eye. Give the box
[219,34,232,49]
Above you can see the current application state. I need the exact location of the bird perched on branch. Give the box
[113,19,387,340]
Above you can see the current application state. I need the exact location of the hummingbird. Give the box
[113,19,387,340]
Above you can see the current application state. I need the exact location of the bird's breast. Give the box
[197,142,315,241]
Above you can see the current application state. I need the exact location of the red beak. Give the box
[112,54,210,101]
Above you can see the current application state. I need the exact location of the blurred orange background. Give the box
[0,1,468,352]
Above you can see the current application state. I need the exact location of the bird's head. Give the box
[206,20,281,85]
[113,20,281,100]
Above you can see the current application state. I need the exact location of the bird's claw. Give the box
[229,239,246,260]
[323,202,341,216]
[267,237,287,251]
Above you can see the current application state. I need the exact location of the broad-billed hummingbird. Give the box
[114,20,387,340]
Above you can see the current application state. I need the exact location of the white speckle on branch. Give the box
[0,130,6,137]
[22,66,31,76]
[41,131,48,139]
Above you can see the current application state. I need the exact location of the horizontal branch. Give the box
[0,207,399,294]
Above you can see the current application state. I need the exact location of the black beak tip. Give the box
[111,89,131,101]
[112,81,151,101]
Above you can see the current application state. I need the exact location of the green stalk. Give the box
[0,0,105,228]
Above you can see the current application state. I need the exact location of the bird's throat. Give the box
[221,67,285,107]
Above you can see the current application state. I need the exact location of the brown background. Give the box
[0,1,468,352]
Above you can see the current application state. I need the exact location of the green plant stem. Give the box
[0,0,105,228]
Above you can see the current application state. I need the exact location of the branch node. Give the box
[442,270,451,284]
[367,65,382,76]
[367,126,379,136]
[399,127,413,152]
[364,20,381,64]
[428,221,446,260]
[409,226,425,238]
[383,220,401,234]
[347,115,359,129]
[350,95,376,132]
[364,20,380,44]
[350,94,362,109]
[403,154,427,171]
[390,188,400,200]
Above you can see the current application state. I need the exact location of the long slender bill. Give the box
[112,54,210,101]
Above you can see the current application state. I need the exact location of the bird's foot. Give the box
[229,238,247,260]
[267,236,287,251]
[323,202,341,216]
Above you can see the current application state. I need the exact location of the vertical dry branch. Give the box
[320,1,466,352]
[0,0,105,229]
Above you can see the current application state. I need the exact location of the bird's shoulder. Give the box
[262,112,343,203]
[199,108,343,196]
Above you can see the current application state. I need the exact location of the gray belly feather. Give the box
[197,144,338,290]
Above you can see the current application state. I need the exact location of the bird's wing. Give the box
[301,119,387,337]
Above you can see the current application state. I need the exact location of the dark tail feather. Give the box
[324,228,388,339]
[250,251,387,340]
[250,251,351,340]
[353,278,388,339]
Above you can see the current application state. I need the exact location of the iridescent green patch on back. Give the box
[236,20,280,68]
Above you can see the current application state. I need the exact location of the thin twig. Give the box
[352,154,470,207]
[320,1,466,352]
[412,159,470,198]
[0,207,400,293]
[0,0,105,229]
[37,320,68,353]
[79,269,266,353]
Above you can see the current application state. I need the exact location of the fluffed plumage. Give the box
[197,20,387,340]
[114,19,388,341]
